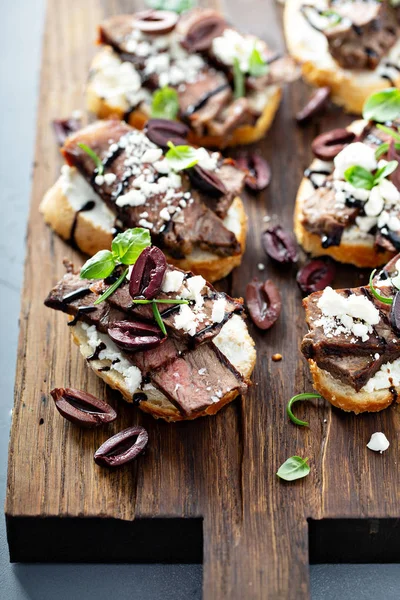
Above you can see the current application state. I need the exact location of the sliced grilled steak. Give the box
[323,1,398,70]
[62,121,242,258]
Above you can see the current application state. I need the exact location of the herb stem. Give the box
[233,57,245,99]
[376,124,400,144]
[93,268,128,306]
[286,393,321,427]
[152,301,167,336]
[78,142,104,175]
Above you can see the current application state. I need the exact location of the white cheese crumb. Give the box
[104,173,117,185]
[333,143,377,180]
[212,298,226,324]
[174,304,198,336]
[95,175,105,185]
[198,368,207,375]
[161,270,185,293]
[181,275,207,308]
[257,263,265,271]
[367,432,390,453]
[116,189,146,207]
[141,148,163,163]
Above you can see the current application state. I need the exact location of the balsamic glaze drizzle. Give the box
[62,287,91,304]
[68,200,96,247]
[304,168,331,190]
[67,306,97,327]
[87,342,106,361]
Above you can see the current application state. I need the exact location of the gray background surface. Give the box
[0,1,398,598]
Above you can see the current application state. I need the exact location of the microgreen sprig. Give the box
[233,57,245,99]
[286,393,322,427]
[80,228,151,304]
[276,456,310,482]
[369,269,394,305]
[151,86,179,120]
[145,0,196,13]
[152,302,167,336]
[363,88,400,123]
[248,46,269,78]
[165,141,199,171]
[77,143,104,176]
[344,160,398,190]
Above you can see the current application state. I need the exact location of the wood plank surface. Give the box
[5,0,400,598]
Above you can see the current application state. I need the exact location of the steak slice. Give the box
[315,353,386,392]
[63,121,242,258]
[324,1,398,70]
[150,342,247,415]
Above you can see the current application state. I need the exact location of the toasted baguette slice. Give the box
[284,0,400,114]
[70,314,256,422]
[307,359,398,414]
[40,168,247,282]
[87,47,282,149]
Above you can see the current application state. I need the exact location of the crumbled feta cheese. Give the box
[138,218,154,229]
[181,275,206,308]
[196,147,218,171]
[364,186,384,217]
[161,270,185,293]
[104,173,117,185]
[257,263,265,271]
[212,28,266,73]
[333,143,377,180]
[367,432,390,453]
[116,189,146,207]
[141,148,163,163]
[95,175,105,185]
[212,298,226,323]
[174,304,198,336]
[159,207,171,221]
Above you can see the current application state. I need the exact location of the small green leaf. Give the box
[363,88,400,123]
[145,0,196,14]
[344,165,375,190]
[248,46,269,78]
[152,301,167,336]
[286,393,322,427]
[374,160,399,185]
[80,250,116,280]
[369,269,394,305]
[77,143,104,175]
[165,142,199,171]
[151,86,179,120]
[111,228,151,265]
[93,268,128,306]
[233,57,245,99]
[376,124,400,143]
[277,456,310,482]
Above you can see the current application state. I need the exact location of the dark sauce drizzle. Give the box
[133,392,147,405]
[62,287,91,304]
[304,168,331,190]
[67,306,97,327]
[87,342,106,361]
[68,200,96,247]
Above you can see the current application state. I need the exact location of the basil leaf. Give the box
[151,86,179,120]
[248,47,268,78]
[152,301,167,336]
[286,393,322,427]
[363,88,400,123]
[77,143,104,175]
[276,456,310,482]
[344,165,375,190]
[111,228,151,265]
[369,269,393,305]
[93,268,128,306]
[233,57,245,99]
[374,160,399,185]
[80,250,116,280]
[145,0,196,13]
[165,142,199,171]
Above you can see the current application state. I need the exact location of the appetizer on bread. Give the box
[284,0,400,114]
[87,8,298,147]
[294,91,400,267]
[40,119,248,282]
[302,254,400,413]
[44,232,256,422]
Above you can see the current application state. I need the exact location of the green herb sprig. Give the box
[248,46,269,78]
[320,9,342,26]
[77,143,104,176]
[369,269,394,305]
[286,393,322,427]
[151,86,179,120]
[165,141,199,171]
[233,57,245,99]
[145,0,196,13]
[363,88,400,123]
[80,228,152,304]
[376,124,400,143]
[276,456,310,482]
[344,160,398,190]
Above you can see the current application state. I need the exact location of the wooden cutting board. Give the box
[6,0,400,598]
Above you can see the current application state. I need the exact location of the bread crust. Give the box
[86,48,282,148]
[40,176,247,283]
[284,0,400,114]
[308,359,398,414]
[70,316,256,422]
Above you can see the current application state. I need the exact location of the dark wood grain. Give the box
[5,0,400,598]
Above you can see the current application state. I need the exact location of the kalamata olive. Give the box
[296,259,336,294]
[296,86,331,124]
[129,247,167,300]
[262,226,298,264]
[94,426,149,468]
[311,128,356,161]
[50,387,117,428]
[52,117,81,147]
[145,119,189,149]
[246,278,282,330]
[108,320,164,351]
[134,10,178,35]
[236,153,271,191]
[188,165,226,196]
[181,9,226,52]
[390,291,400,335]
